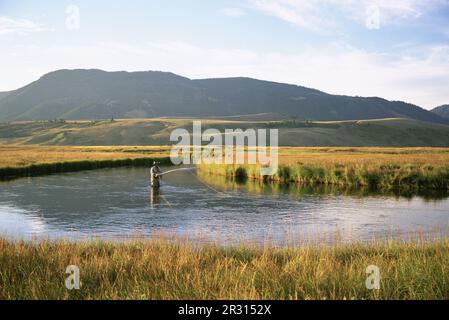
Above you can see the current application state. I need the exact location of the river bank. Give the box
[0,145,172,180]
[198,162,449,191]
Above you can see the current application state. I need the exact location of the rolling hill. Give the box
[0,69,447,124]
[1,118,449,147]
[431,105,449,120]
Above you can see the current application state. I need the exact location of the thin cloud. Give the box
[248,0,327,29]
[0,16,46,35]
[247,0,449,30]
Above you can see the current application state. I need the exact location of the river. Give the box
[0,167,448,244]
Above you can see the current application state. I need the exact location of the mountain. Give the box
[0,92,9,101]
[0,69,447,124]
[431,105,449,120]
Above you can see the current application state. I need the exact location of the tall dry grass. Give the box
[0,237,448,300]
[0,145,172,168]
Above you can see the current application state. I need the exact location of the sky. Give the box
[1,0,449,109]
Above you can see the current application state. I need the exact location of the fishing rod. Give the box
[158,167,196,176]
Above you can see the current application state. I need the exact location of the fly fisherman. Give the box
[150,161,162,188]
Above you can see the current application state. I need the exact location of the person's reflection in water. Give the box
[150,187,160,208]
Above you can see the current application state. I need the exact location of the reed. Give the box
[196,170,449,200]
[198,163,449,191]
[0,237,448,300]
[0,157,173,180]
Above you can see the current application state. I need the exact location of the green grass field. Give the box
[0,237,448,300]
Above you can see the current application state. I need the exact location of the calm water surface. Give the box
[0,167,448,244]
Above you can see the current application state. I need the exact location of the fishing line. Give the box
[186,168,230,198]
[158,166,224,194]
[159,194,173,208]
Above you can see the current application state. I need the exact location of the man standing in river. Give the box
[150,161,162,188]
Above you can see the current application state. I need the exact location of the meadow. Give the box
[0,237,448,300]
[2,117,449,147]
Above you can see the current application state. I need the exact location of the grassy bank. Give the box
[0,237,448,300]
[199,147,449,190]
[0,157,173,180]
[0,145,172,180]
[198,163,449,191]
[196,170,449,200]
